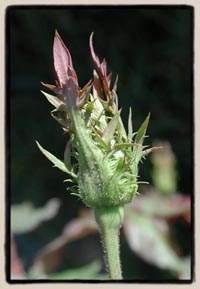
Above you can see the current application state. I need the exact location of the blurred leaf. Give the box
[124,211,182,271]
[11,274,27,280]
[31,210,98,275]
[178,257,191,280]
[132,192,190,221]
[11,233,27,279]
[11,198,60,233]
[151,141,177,194]
[47,260,106,280]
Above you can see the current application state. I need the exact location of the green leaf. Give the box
[151,142,176,195]
[102,110,121,144]
[111,91,127,140]
[135,113,150,144]
[36,141,77,179]
[84,99,95,124]
[118,117,128,141]
[91,126,110,151]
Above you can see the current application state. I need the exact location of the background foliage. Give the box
[8,5,193,281]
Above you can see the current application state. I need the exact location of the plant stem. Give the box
[94,205,124,280]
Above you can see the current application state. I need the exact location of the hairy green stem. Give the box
[69,105,124,279]
[94,206,124,280]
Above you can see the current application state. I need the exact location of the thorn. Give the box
[63,179,73,183]
[137,181,149,184]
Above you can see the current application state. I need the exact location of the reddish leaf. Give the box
[132,191,191,221]
[11,233,27,279]
[53,30,75,86]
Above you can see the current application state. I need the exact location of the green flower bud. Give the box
[69,108,136,207]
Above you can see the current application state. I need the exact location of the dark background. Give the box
[7,5,193,280]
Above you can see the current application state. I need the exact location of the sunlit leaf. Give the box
[124,211,182,271]
[41,90,65,109]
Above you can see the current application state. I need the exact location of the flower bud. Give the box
[38,32,154,209]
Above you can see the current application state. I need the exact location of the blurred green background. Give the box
[8,6,193,281]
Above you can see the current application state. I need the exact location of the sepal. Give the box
[135,113,150,144]
[36,141,77,179]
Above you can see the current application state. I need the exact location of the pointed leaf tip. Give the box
[41,90,64,109]
[36,141,77,179]
[135,113,151,144]
[55,29,60,37]
[89,32,94,42]
[53,30,75,87]
[89,32,100,69]
[128,107,133,141]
